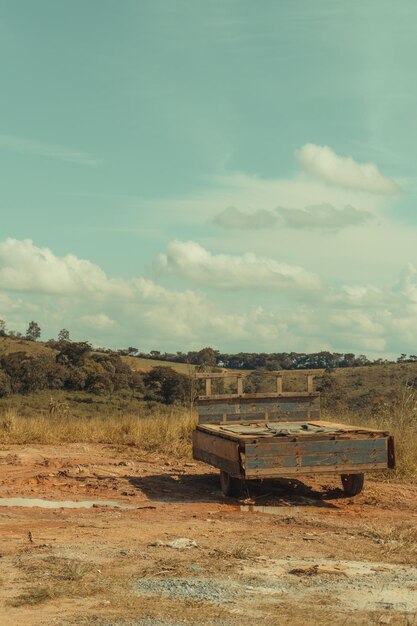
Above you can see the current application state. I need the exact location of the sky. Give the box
[0,0,417,357]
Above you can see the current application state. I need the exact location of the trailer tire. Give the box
[219,470,242,497]
[341,473,364,496]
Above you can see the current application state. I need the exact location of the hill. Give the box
[121,355,195,374]
[0,336,56,358]
[1,336,417,416]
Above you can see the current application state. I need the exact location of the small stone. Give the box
[166,537,198,550]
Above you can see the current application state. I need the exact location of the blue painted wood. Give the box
[245,449,387,469]
[199,398,320,415]
[245,437,387,457]
[198,396,321,424]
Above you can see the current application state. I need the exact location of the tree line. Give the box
[0,339,195,405]
[129,347,417,369]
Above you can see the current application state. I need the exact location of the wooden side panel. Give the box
[198,396,321,424]
[245,437,387,457]
[192,429,242,477]
[243,463,389,479]
[244,436,389,477]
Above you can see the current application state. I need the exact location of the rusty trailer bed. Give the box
[192,371,395,496]
[194,420,393,479]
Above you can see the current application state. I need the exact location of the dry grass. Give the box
[326,384,417,481]
[361,523,417,561]
[10,587,54,607]
[122,355,196,374]
[9,556,101,607]
[0,405,197,459]
[0,336,55,358]
[1,380,416,479]
[209,544,259,560]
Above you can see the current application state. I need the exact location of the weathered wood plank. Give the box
[198,395,321,424]
[309,421,388,435]
[195,370,325,379]
[245,437,387,457]
[245,449,388,470]
[193,448,242,476]
[199,397,320,415]
[245,462,388,478]
[199,392,320,400]
[193,430,239,461]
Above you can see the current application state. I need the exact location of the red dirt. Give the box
[1,444,416,626]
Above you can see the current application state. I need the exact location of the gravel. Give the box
[134,577,240,604]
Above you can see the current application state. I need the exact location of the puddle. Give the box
[0,497,136,509]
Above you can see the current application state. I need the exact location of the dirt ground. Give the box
[0,444,416,626]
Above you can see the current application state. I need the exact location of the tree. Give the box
[56,341,92,366]
[58,328,70,341]
[26,321,41,341]
[196,347,218,368]
[0,319,6,337]
[144,366,191,404]
[0,353,62,394]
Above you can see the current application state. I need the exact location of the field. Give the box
[1,441,417,626]
[122,356,195,374]
[1,347,417,624]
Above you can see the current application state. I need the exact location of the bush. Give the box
[0,369,12,397]
[144,366,191,405]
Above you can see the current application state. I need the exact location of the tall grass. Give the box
[0,405,198,459]
[1,383,416,480]
[325,384,417,481]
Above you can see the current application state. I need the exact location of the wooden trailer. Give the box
[192,371,395,497]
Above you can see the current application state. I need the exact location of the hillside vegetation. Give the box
[1,336,417,416]
[0,337,416,480]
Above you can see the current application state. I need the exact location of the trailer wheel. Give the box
[219,470,242,497]
[341,473,364,496]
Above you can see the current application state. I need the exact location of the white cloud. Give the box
[212,206,278,229]
[325,284,384,307]
[0,134,100,166]
[81,313,116,330]
[0,238,130,297]
[276,203,373,230]
[156,240,322,291]
[2,238,417,358]
[212,203,373,231]
[296,143,400,194]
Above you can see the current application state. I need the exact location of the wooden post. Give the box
[307,375,313,393]
[205,378,212,396]
[276,376,283,394]
[237,376,244,395]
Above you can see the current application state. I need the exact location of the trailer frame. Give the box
[192,370,395,497]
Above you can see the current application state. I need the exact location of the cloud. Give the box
[0,134,100,166]
[80,313,116,330]
[0,238,198,305]
[3,237,417,358]
[156,240,322,290]
[0,238,129,297]
[296,143,400,194]
[212,203,373,231]
[212,206,278,229]
[277,203,373,230]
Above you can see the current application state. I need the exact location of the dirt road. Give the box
[0,444,416,625]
